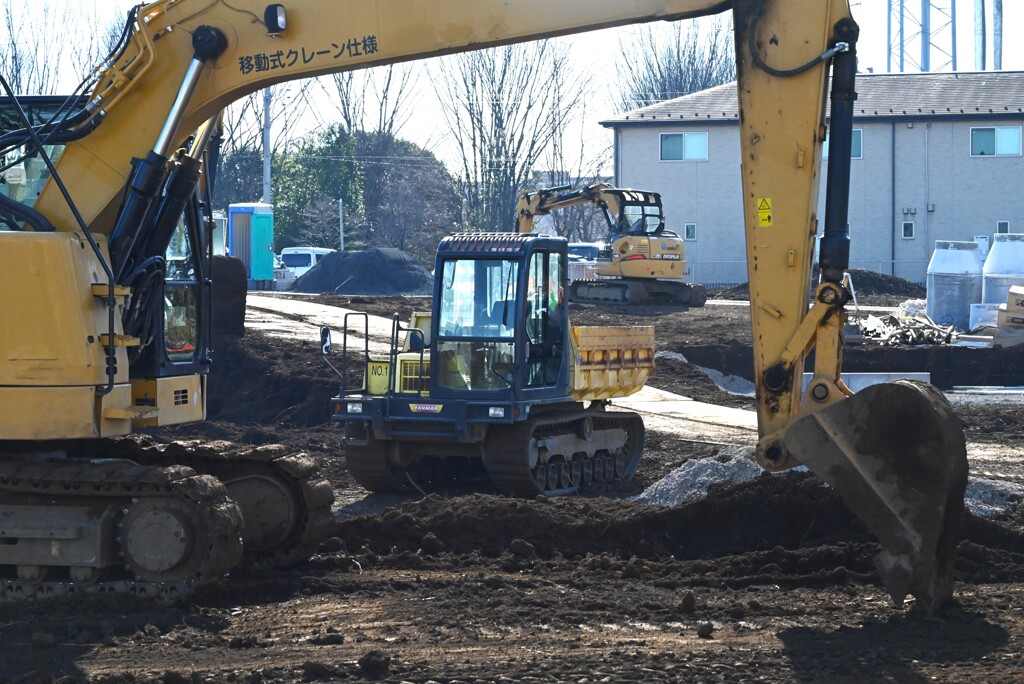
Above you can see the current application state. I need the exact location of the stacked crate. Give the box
[997,285,1024,330]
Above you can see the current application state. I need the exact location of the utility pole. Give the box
[976,0,986,70]
[338,198,345,251]
[994,0,1002,70]
[262,87,272,203]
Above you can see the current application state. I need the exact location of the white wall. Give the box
[616,125,745,286]
[617,117,1024,285]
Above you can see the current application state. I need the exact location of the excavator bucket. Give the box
[783,380,969,616]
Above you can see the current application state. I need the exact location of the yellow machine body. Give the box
[1,0,966,612]
[599,237,686,280]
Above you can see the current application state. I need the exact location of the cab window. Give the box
[525,251,564,388]
[164,217,199,362]
[435,258,518,391]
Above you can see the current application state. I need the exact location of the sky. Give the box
[8,0,1024,177]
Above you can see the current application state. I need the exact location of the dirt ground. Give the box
[3,288,1024,683]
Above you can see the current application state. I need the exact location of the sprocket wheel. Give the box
[120,497,208,583]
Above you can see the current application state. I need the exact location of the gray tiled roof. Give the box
[601,71,1024,126]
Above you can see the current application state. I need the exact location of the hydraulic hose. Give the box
[748,0,851,78]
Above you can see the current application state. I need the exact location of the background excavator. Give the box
[517,183,708,306]
[0,0,966,613]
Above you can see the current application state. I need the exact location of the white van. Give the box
[279,246,335,278]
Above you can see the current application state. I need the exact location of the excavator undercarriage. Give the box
[569,278,708,306]
[0,439,333,601]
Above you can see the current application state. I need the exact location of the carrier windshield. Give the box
[436,258,518,392]
[437,258,519,338]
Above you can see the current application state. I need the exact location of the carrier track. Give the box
[345,407,645,497]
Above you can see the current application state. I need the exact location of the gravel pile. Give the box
[633,445,761,507]
[637,446,1020,519]
[290,248,433,295]
[965,478,1024,518]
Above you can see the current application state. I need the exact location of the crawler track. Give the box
[346,440,410,493]
[345,408,644,497]
[87,439,335,568]
[346,442,490,494]
[484,408,645,496]
[0,459,243,601]
[570,279,707,306]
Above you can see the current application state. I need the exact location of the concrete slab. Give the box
[802,372,931,393]
[247,294,396,353]
[614,385,758,445]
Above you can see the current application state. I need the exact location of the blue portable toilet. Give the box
[227,203,275,289]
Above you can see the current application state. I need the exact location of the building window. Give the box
[684,223,697,241]
[902,221,915,239]
[660,132,708,161]
[971,126,1022,157]
[997,220,1010,234]
[822,128,863,159]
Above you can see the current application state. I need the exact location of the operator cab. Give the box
[433,233,568,398]
[0,95,88,228]
[0,94,211,378]
[607,189,669,237]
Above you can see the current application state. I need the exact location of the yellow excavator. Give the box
[517,183,708,306]
[0,0,966,613]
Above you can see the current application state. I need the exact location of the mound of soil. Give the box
[206,331,344,429]
[846,268,926,299]
[335,471,1024,588]
[709,269,925,306]
[290,248,433,295]
[339,472,871,564]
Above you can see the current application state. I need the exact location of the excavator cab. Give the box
[0,95,86,227]
[609,190,666,237]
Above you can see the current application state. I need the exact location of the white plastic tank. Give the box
[926,241,982,331]
[982,233,1024,305]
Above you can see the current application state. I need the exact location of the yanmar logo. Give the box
[409,403,443,414]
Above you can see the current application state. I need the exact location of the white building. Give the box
[602,71,1024,286]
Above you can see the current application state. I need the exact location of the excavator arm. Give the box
[516,183,619,234]
[7,0,966,612]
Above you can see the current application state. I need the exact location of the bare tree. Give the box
[437,40,579,233]
[214,81,314,208]
[534,54,610,243]
[319,64,416,138]
[315,64,423,246]
[70,6,129,84]
[296,195,367,248]
[617,19,735,112]
[0,3,72,94]
[219,81,313,158]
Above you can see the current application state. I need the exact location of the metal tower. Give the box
[886,0,959,72]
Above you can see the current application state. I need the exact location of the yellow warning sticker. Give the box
[757,197,773,227]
